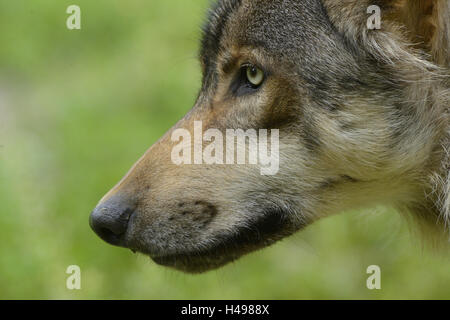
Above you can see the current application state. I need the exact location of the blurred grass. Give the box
[0,0,449,299]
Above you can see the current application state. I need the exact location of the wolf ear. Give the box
[382,0,450,66]
[323,0,450,67]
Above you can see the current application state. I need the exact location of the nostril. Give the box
[98,227,124,244]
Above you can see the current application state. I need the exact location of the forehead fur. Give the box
[200,0,381,110]
[201,0,347,66]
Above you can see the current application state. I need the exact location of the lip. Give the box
[150,251,238,273]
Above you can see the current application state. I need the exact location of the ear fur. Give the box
[386,0,450,67]
[322,0,450,68]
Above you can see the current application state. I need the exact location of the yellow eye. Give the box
[246,65,264,87]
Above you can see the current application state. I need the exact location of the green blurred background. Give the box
[0,0,449,299]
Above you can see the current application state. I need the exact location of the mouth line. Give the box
[126,206,301,272]
[144,226,283,272]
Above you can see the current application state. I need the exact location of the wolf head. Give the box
[90,0,449,273]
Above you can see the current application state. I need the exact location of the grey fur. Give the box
[92,0,450,273]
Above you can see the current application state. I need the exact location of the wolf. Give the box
[90,0,450,273]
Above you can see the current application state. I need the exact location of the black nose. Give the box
[89,195,136,246]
